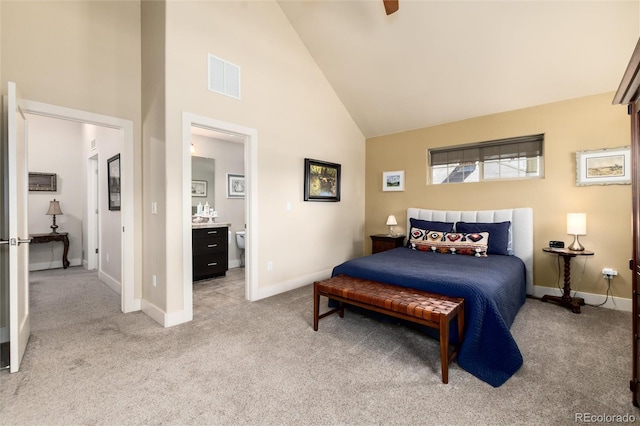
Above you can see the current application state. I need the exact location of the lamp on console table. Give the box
[46,199,63,234]
[386,214,398,237]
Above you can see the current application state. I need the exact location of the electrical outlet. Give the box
[602,268,618,278]
[267,261,273,271]
[152,275,157,287]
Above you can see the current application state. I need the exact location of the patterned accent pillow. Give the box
[410,231,489,257]
[407,218,455,248]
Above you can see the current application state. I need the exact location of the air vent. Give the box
[208,54,241,100]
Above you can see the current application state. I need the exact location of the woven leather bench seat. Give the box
[313,274,465,383]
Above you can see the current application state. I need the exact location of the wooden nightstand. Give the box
[541,247,594,313]
[370,234,405,254]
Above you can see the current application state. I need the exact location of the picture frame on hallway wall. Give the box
[227,173,245,198]
[575,146,631,186]
[28,172,57,192]
[303,158,341,202]
[382,170,405,192]
[107,154,121,211]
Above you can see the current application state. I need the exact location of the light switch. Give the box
[151,202,158,215]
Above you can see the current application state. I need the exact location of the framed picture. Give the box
[382,170,405,191]
[227,173,245,198]
[576,146,631,186]
[28,172,57,192]
[191,180,207,197]
[304,158,341,202]
[107,154,121,211]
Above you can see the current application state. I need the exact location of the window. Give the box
[428,134,544,184]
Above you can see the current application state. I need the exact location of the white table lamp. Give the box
[386,215,398,237]
[567,213,586,251]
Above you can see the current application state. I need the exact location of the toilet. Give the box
[235,231,245,266]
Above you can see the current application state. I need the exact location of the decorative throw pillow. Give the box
[410,231,489,257]
[407,218,455,246]
[455,221,511,256]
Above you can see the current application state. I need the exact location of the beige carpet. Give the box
[0,266,637,425]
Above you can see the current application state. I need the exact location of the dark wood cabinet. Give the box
[192,227,228,280]
[370,234,405,254]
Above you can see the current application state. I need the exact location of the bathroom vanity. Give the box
[192,222,230,281]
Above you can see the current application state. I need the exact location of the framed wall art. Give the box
[107,154,121,211]
[227,173,245,198]
[191,180,207,197]
[382,170,405,192]
[304,158,341,202]
[28,172,57,192]
[576,146,631,186]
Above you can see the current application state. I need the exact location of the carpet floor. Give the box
[0,266,637,425]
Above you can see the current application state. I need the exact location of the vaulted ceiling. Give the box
[278,1,639,138]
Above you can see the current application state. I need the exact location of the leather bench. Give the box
[313,274,465,383]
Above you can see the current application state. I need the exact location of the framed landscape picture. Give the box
[304,158,341,202]
[576,146,631,186]
[382,170,405,191]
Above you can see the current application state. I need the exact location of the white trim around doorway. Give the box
[181,113,258,313]
[23,99,139,314]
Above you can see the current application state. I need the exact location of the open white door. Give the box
[2,81,31,373]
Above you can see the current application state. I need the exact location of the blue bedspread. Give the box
[331,247,526,387]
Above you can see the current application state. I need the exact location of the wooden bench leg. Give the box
[440,315,450,384]
[313,282,320,331]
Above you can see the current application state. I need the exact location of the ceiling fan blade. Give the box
[383,0,399,15]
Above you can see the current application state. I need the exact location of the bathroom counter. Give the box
[191,222,231,229]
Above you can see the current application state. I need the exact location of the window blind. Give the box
[430,134,544,166]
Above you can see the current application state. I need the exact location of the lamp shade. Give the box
[386,215,398,226]
[46,199,63,216]
[567,213,586,235]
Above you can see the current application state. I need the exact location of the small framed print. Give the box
[191,180,207,197]
[227,174,245,198]
[576,146,631,186]
[382,170,405,192]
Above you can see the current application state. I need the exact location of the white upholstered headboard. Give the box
[406,207,534,295]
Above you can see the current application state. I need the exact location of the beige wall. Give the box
[366,92,632,299]
[160,1,365,313]
[1,0,144,299]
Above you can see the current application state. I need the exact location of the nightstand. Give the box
[541,247,594,313]
[370,234,405,254]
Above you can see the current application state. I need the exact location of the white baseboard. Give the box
[98,270,121,295]
[532,285,632,312]
[29,257,82,271]
[252,268,333,301]
[141,299,192,328]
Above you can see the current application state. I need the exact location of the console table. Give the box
[541,247,594,313]
[30,232,70,269]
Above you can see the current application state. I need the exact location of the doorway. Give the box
[182,113,257,309]
[23,99,138,313]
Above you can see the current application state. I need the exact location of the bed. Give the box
[331,207,533,387]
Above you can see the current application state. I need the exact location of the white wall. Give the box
[27,115,83,270]
[81,123,122,285]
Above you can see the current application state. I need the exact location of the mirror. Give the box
[191,156,215,214]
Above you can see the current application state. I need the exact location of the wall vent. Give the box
[208,54,241,100]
